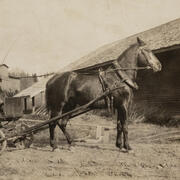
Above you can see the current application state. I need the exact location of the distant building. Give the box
[0,64,20,92]
[0,64,37,100]
[14,76,52,113]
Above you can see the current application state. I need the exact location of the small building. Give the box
[0,64,38,99]
[14,77,52,113]
[0,64,20,93]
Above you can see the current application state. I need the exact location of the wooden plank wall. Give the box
[134,48,180,115]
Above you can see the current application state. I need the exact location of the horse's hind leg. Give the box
[49,111,58,151]
[121,104,132,150]
[116,108,123,149]
[57,116,73,145]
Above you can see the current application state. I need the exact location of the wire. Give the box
[1,35,20,64]
[8,72,55,79]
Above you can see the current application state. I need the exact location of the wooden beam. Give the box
[153,44,180,54]
[7,87,122,140]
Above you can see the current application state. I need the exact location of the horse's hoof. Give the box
[116,142,123,150]
[124,144,132,151]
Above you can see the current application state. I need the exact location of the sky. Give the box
[0,0,180,74]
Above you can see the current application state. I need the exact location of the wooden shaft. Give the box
[1,86,122,142]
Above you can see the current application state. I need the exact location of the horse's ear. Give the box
[137,37,146,46]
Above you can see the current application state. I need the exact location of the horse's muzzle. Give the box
[152,63,162,72]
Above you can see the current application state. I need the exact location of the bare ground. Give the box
[0,114,180,180]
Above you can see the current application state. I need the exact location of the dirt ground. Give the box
[0,114,180,180]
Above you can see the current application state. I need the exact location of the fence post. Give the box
[96,126,103,139]
[103,128,110,144]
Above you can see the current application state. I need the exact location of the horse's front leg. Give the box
[121,104,132,150]
[116,108,123,149]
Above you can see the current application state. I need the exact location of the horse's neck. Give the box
[117,44,139,80]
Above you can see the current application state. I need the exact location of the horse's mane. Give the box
[116,43,138,62]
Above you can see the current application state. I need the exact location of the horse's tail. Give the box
[45,71,74,117]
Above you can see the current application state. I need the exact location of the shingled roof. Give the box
[14,76,52,98]
[64,18,180,71]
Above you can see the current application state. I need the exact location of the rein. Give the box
[76,66,151,75]
[105,66,151,73]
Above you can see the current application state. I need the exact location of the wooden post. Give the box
[103,128,110,144]
[32,97,35,113]
[96,126,103,139]
[24,98,27,112]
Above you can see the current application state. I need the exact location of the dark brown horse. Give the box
[46,37,162,151]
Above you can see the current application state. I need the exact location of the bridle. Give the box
[76,63,151,75]
[138,46,153,69]
[104,66,151,74]
[76,45,153,76]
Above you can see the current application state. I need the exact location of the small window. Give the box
[0,78,2,82]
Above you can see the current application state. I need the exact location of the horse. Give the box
[45,37,162,151]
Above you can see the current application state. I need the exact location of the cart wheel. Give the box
[0,130,7,154]
[21,123,33,148]
[23,134,34,148]
[15,123,33,149]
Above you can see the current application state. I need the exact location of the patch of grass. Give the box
[128,104,145,123]
[135,103,180,127]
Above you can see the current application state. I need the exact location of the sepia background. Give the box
[0,0,180,74]
[0,1,180,180]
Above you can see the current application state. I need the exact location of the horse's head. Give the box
[137,37,162,72]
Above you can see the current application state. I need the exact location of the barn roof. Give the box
[14,77,52,98]
[63,18,180,71]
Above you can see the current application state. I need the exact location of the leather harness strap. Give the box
[98,68,113,114]
[112,61,139,90]
[98,61,140,113]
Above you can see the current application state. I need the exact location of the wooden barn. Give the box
[62,18,180,116]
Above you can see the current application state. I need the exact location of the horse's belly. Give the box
[92,99,107,109]
[76,89,106,109]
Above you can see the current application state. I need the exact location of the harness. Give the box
[97,60,150,113]
[98,68,113,114]
[112,61,139,90]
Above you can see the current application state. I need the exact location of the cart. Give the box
[0,87,120,154]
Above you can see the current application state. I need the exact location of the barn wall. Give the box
[23,92,45,113]
[34,92,44,108]
[135,48,180,115]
